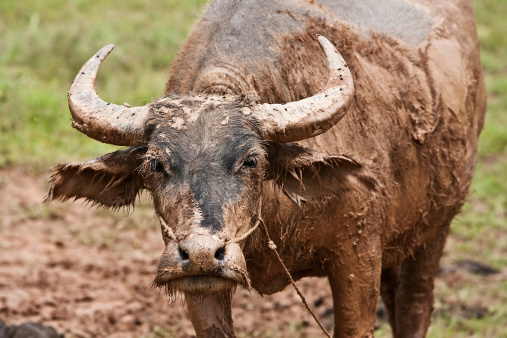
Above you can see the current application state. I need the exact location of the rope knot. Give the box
[268,241,277,250]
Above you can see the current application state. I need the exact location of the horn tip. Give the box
[97,44,115,59]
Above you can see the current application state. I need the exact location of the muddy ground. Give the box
[0,168,503,337]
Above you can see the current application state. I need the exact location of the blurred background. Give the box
[0,0,505,337]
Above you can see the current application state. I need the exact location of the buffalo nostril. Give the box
[214,247,226,261]
[178,247,189,261]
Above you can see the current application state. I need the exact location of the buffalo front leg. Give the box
[394,234,447,338]
[380,266,401,335]
[185,291,236,338]
[327,236,382,337]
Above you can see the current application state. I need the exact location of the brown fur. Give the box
[47,0,486,337]
[166,1,485,336]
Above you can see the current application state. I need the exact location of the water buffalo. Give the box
[46,0,486,336]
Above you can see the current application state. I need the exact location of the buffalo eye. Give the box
[242,155,258,169]
[149,158,164,172]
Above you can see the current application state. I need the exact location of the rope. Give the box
[226,220,260,244]
[159,215,260,244]
[158,215,178,242]
[258,217,332,338]
[158,201,263,245]
[226,199,263,244]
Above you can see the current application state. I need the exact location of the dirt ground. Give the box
[0,168,502,337]
[0,169,337,338]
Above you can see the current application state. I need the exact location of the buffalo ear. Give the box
[45,147,146,209]
[265,143,378,205]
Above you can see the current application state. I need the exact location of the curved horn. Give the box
[252,36,354,143]
[68,45,150,146]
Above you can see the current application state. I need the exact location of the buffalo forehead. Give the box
[149,106,260,166]
[148,106,260,232]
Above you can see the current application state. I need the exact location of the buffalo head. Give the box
[46,37,355,298]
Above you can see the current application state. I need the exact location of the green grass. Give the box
[1,0,506,336]
[0,0,207,169]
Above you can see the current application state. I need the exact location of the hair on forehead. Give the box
[145,95,262,142]
[149,94,259,111]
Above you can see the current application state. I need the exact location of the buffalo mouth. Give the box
[153,269,250,296]
[162,276,237,294]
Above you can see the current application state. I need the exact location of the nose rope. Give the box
[226,200,263,244]
[158,215,179,243]
[157,200,263,245]
[225,220,260,244]
[158,215,260,245]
